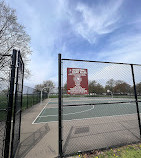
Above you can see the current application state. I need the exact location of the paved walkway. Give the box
[16,99,58,158]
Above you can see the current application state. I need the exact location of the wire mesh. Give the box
[0,50,48,158]
[134,65,141,101]
[22,86,48,111]
[0,55,11,158]
[61,59,141,156]
[11,52,24,158]
[133,65,141,126]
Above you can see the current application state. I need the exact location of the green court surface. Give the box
[33,97,141,124]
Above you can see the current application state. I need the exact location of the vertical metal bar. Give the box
[10,50,20,158]
[27,88,28,109]
[38,92,39,103]
[32,94,34,106]
[4,49,17,158]
[41,90,42,104]
[131,64,141,137]
[58,53,62,157]
[18,51,24,146]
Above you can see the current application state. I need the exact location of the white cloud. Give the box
[4,0,141,88]
[97,31,141,64]
[5,0,66,87]
[66,0,123,44]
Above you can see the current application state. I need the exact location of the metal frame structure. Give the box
[4,50,17,158]
[10,51,24,158]
[58,54,141,157]
[40,87,49,104]
[58,54,62,158]
[3,49,24,158]
[131,64,141,136]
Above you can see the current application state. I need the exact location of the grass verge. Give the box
[73,143,141,158]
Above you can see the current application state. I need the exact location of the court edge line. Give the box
[49,98,134,103]
[33,112,138,124]
[45,101,134,109]
[37,100,51,122]
[32,99,51,124]
[39,105,94,117]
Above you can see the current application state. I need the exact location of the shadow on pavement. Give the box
[16,123,50,158]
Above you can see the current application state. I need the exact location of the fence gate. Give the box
[0,49,24,158]
[58,54,141,157]
[10,51,24,158]
[0,53,12,158]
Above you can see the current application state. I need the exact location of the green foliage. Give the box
[136,82,141,95]
[89,80,105,94]
[0,95,8,121]
[78,144,141,158]
[121,149,141,158]
[0,111,7,121]
[0,93,46,121]
[0,95,8,109]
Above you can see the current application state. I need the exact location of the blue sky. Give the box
[5,0,141,87]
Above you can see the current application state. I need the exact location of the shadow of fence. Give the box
[16,123,50,158]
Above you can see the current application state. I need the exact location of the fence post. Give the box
[27,88,28,109]
[36,92,38,104]
[58,53,62,157]
[4,49,17,158]
[131,64,141,137]
[41,90,42,104]
[18,51,24,143]
[32,93,34,106]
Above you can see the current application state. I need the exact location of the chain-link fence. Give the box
[58,54,141,157]
[0,50,49,158]
[10,51,24,158]
[22,86,48,111]
[0,54,11,158]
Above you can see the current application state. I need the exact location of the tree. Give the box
[95,83,105,94]
[105,79,115,93]
[88,80,105,94]
[35,80,55,93]
[43,80,55,93]
[34,84,43,91]
[88,80,97,94]
[34,80,55,94]
[136,82,141,95]
[0,1,31,77]
[63,82,67,94]
[114,80,131,94]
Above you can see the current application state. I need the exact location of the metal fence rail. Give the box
[58,54,141,157]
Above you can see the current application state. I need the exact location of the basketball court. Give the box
[28,97,141,156]
[32,97,141,124]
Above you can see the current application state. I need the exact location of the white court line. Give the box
[33,113,138,124]
[32,99,51,124]
[45,101,133,109]
[50,97,135,101]
[49,98,134,103]
[32,99,138,124]
[39,105,94,117]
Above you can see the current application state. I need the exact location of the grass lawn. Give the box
[73,143,141,158]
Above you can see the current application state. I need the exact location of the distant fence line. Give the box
[22,85,48,111]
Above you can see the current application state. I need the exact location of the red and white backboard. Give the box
[67,68,88,95]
